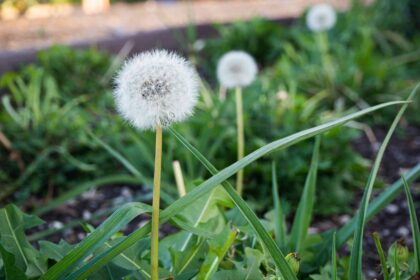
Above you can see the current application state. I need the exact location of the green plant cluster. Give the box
[0,0,419,278]
[199,1,420,123]
[0,101,419,279]
[1,45,370,215]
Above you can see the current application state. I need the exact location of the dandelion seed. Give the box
[217,51,258,89]
[306,3,337,32]
[114,49,199,130]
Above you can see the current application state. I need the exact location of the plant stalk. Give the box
[151,126,163,280]
[173,160,186,197]
[235,86,245,196]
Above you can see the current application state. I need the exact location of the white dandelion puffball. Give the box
[114,50,199,130]
[217,51,258,89]
[306,4,337,32]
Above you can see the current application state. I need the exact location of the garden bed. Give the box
[0,0,419,278]
[22,125,420,279]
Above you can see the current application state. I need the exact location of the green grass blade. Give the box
[373,232,389,280]
[29,192,153,241]
[41,202,152,280]
[394,245,400,280]
[402,176,420,271]
[348,87,417,280]
[332,231,337,280]
[336,163,420,246]
[33,175,140,215]
[87,130,173,204]
[169,128,297,279]
[87,130,145,179]
[272,161,287,249]
[63,100,405,279]
[290,136,320,253]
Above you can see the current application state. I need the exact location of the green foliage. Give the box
[0,0,419,278]
[0,204,46,277]
[1,47,370,216]
[0,101,418,279]
[37,46,112,98]
[201,2,420,124]
[200,18,287,79]
[0,64,109,202]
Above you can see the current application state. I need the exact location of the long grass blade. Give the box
[373,232,389,280]
[402,176,420,271]
[272,161,287,249]
[169,128,297,279]
[62,100,405,279]
[348,87,417,280]
[41,202,152,280]
[87,130,145,180]
[290,136,320,253]
[87,130,173,204]
[336,163,420,246]
[332,231,337,280]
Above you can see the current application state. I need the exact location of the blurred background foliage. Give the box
[0,0,419,218]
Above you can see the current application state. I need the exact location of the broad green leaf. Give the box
[213,248,265,280]
[170,236,206,276]
[171,216,218,240]
[91,262,132,280]
[169,128,297,279]
[0,204,46,277]
[271,161,287,250]
[402,176,420,271]
[177,186,233,252]
[197,227,237,280]
[96,237,151,279]
[0,244,27,280]
[349,87,417,280]
[65,100,405,280]
[290,136,320,253]
[42,202,152,280]
[39,240,74,262]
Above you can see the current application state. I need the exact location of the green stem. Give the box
[316,32,335,95]
[151,126,163,280]
[373,232,389,280]
[235,87,245,196]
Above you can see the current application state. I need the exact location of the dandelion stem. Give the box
[151,126,163,280]
[235,86,245,196]
[173,160,186,197]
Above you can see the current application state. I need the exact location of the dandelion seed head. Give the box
[217,51,258,89]
[306,3,337,32]
[114,49,199,130]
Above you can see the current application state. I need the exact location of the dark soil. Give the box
[352,124,420,279]
[26,184,177,245]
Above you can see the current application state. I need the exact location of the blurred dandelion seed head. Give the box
[114,49,199,130]
[217,50,258,89]
[306,3,337,32]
